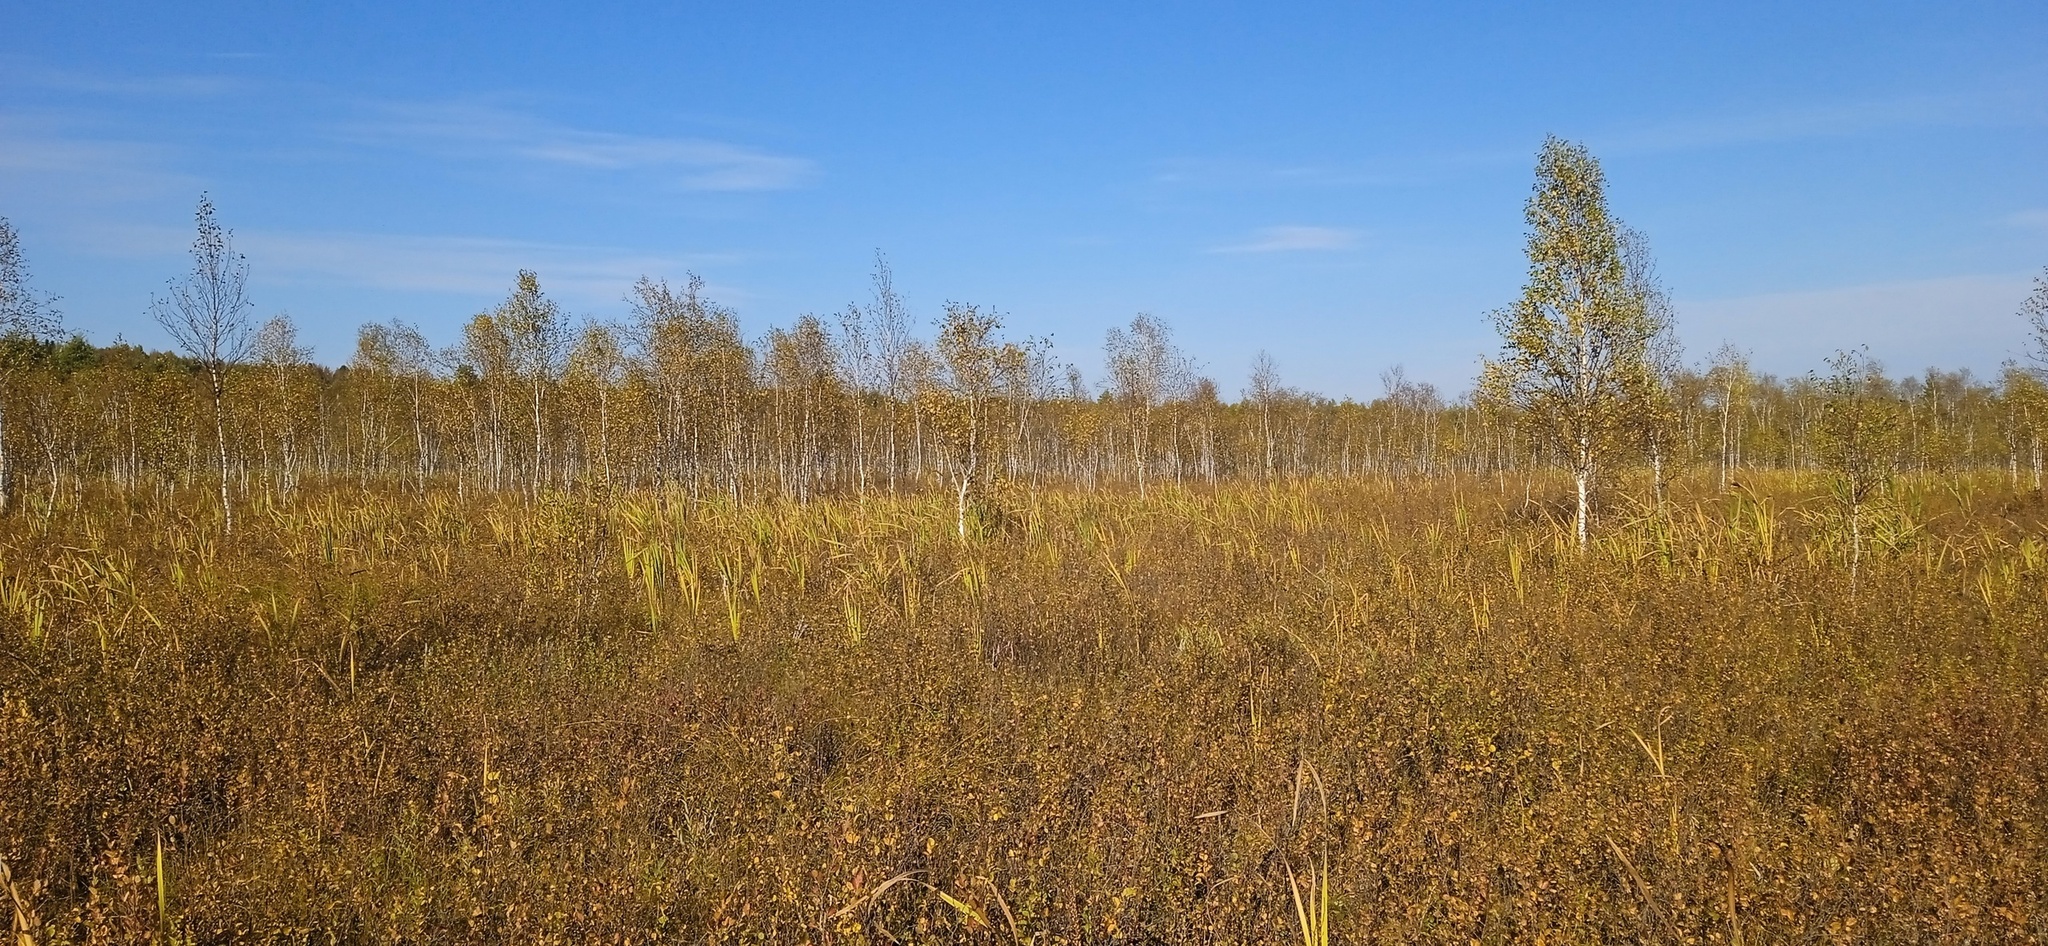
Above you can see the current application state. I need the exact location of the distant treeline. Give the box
[2,274,2044,508]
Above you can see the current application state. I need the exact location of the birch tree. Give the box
[837,302,877,490]
[0,216,61,515]
[250,314,313,495]
[1480,137,1665,548]
[1999,364,2045,491]
[354,320,439,489]
[763,314,841,500]
[498,270,566,492]
[1104,313,1188,496]
[458,313,515,490]
[1620,226,1682,504]
[1813,348,1902,583]
[931,302,1013,538]
[566,322,628,486]
[1247,351,1283,481]
[2023,265,2048,374]
[629,274,752,497]
[1705,345,1753,490]
[150,194,252,533]
[866,253,914,491]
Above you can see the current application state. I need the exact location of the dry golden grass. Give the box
[2,475,2044,942]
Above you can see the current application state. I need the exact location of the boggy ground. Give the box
[2,476,2044,943]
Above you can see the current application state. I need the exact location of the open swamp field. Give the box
[2,477,2045,943]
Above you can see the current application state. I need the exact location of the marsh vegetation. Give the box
[2,475,2045,942]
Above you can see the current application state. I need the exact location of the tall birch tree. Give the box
[150,195,252,533]
[866,253,914,491]
[1481,137,1665,548]
[497,270,566,492]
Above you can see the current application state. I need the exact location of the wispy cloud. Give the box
[339,102,816,191]
[0,113,197,203]
[70,221,736,304]
[1678,273,2035,376]
[1209,225,1361,254]
[1599,89,2047,156]
[1157,88,2047,195]
[241,230,738,302]
[2006,209,2048,232]
[15,67,245,99]
[1153,157,1415,190]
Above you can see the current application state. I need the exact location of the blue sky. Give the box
[3,1,2044,399]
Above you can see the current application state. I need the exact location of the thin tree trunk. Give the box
[532,378,545,494]
[0,395,13,517]
[1651,445,1665,508]
[412,383,428,492]
[1850,499,1863,590]
[1574,465,1590,551]
[210,365,234,535]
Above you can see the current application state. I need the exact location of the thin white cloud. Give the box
[1153,157,1415,190]
[0,119,139,173]
[1599,88,2047,156]
[20,69,244,99]
[1209,225,1361,254]
[1607,97,1950,153]
[339,102,816,191]
[238,230,738,302]
[2006,209,2048,232]
[75,222,737,304]
[1678,273,2036,377]
[1156,89,2046,195]
[0,113,197,203]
